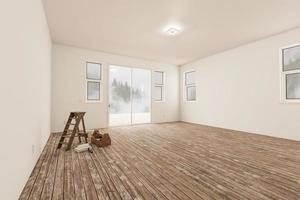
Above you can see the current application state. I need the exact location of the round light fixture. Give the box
[163,25,182,36]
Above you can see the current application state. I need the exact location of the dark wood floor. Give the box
[20,122,300,200]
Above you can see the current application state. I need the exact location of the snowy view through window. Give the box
[109,66,150,126]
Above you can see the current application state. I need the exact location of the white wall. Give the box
[180,28,300,141]
[51,44,179,132]
[0,0,51,199]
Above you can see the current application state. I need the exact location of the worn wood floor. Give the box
[20,122,300,200]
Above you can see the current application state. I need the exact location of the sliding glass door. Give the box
[109,65,151,126]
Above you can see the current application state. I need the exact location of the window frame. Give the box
[280,44,300,103]
[86,62,102,103]
[183,70,196,102]
[153,71,165,102]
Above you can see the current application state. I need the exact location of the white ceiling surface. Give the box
[43,0,300,65]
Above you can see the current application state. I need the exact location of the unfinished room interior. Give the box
[2,0,300,199]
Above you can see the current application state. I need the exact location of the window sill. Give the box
[280,99,300,104]
[86,100,102,103]
[184,100,197,103]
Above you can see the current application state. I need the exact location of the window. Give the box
[184,71,196,101]
[281,44,300,101]
[153,71,164,101]
[154,86,163,101]
[86,62,101,101]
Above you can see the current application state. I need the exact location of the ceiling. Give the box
[43,0,300,65]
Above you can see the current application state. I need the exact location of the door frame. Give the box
[107,64,152,127]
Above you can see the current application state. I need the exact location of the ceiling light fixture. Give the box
[164,27,181,36]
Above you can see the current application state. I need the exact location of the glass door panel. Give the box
[109,66,131,126]
[132,68,151,124]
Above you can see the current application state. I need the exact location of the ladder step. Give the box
[60,133,86,139]
[65,130,86,133]
[59,141,69,145]
[64,130,74,134]
[61,135,72,138]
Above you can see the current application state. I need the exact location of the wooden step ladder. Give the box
[57,112,88,151]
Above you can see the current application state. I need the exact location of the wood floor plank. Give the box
[71,147,87,200]
[92,146,133,200]
[27,133,59,200]
[83,152,110,200]
[19,134,54,200]
[19,122,300,200]
[64,149,75,200]
[89,150,122,200]
[77,152,99,200]
[40,138,60,199]
[52,149,65,200]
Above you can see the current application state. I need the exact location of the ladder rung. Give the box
[61,135,72,138]
[64,123,75,127]
[59,141,68,145]
[66,130,85,133]
[62,133,86,138]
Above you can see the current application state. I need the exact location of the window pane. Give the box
[185,71,195,85]
[132,68,151,124]
[109,66,131,126]
[154,71,163,85]
[154,86,163,101]
[283,45,300,71]
[187,86,196,101]
[87,62,101,80]
[286,73,300,99]
[87,81,100,100]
